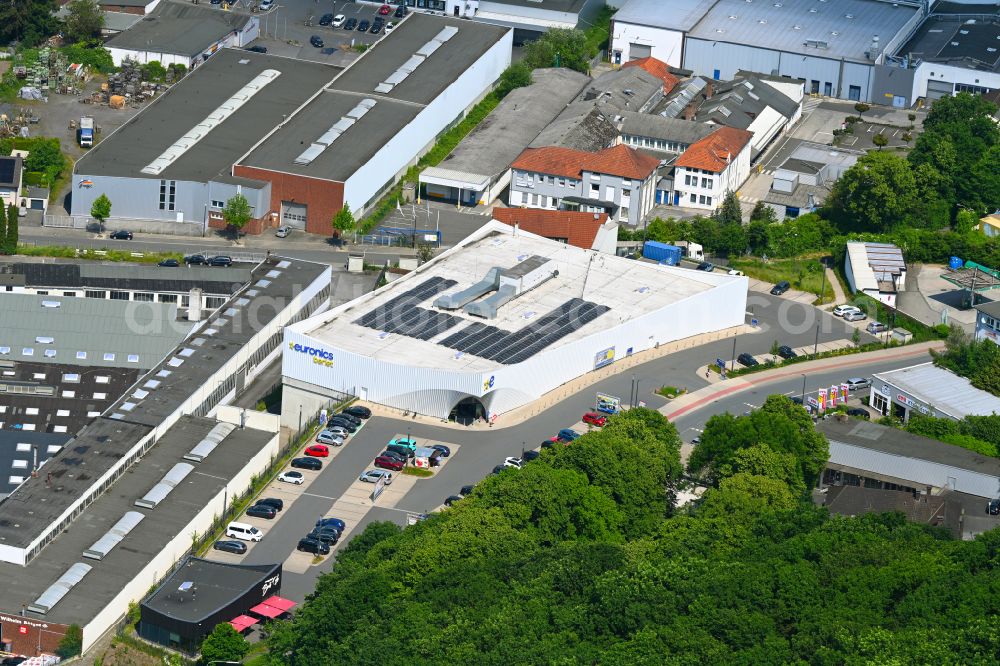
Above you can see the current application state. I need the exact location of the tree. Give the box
[416,243,435,264]
[854,102,870,118]
[770,339,780,362]
[0,0,58,45]
[0,200,7,255]
[199,623,248,665]
[4,204,17,255]
[495,62,533,98]
[955,208,978,236]
[222,193,252,239]
[56,624,82,659]
[332,204,355,238]
[852,327,861,347]
[142,60,167,82]
[715,190,743,227]
[63,0,104,43]
[90,193,111,231]
[749,200,778,225]
[523,28,593,74]
[872,133,889,150]
[827,151,918,232]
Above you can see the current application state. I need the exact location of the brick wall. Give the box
[207,210,276,235]
[232,166,343,236]
[0,611,71,657]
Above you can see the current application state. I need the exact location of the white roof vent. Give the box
[135,463,194,509]
[29,563,92,614]
[83,511,145,560]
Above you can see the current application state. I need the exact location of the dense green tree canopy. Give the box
[522,28,594,73]
[828,151,918,232]
[0,0,58,45]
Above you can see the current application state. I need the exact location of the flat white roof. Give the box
[300,221,727,373]
[874,363,1000,419]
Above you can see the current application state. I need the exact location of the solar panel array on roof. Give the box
[355,277,459,338]
[0,158,15,185]
[439,298,610,364]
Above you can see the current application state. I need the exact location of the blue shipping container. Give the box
[643,241,682,266]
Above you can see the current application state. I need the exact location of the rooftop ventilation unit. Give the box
[29,563,92,614]
[184,422,237,463]
[462,256,557,320]
[294,98,377,165]
[142,69,280,175]
[135,462,194,509]
[83,511,145,560]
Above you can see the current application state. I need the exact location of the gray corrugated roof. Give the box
[529,102,619,152]
[975,298,1000,319]
[695,76,800,128]
[578,67,663,112]
[873,362,1000,419]
[105,1,252,57]
[614,0,717,32]
[0,293,191,369]
[618,111,716,145]
[688,0,919,64]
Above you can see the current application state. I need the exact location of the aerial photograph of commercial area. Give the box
[2,0,1000,663]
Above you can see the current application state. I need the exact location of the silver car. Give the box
[325,426,349,439]
[359,469,393,484]
[845,377,871,391]
[844,311,867,322]
[316,430,344,446]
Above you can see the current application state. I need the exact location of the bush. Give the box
[933,323,951,338]
[402,467,433,478]
[57,624,83,659]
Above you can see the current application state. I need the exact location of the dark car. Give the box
[246,504,277,519]
[492,464,506,475]
[256,497,283,512]
[335,412,361,426]
[184,253,207,265]
[394,4,406,17]
[297,537,330,555]
[158,258,179,267]
[541,439,557,449]
[557,428,579,442]
[375,455,404,471]
[430,444,451,457]
[988,499,1000,516]
[770,280,791,295]
[379,449,407,464]
[344,17,358,30]
[444,495,463,507]
[319,13,334,25]
[327,417,358,433]
[790,396,804,405]
[777,345,797,359]
[846,408,871,420]
[245,45,267,53]
[459,484,475,497]
[385,443,414,459]
[213,539,247,555]
[208,255,232,267]
[291,456,322,471]
[306,527,340,545]
[370,20,382,34]
[343,405,372,419]
[696,261,715,272]
[358,19,370,31]
[310,35,325,48]
[110,230,133,240]
[316,517,346,531]
[2,658,27,666]
[737,352,759,367]
[522,450,540,462]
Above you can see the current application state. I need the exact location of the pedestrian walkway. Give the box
[662,340,943,422]
[826,267,847,305]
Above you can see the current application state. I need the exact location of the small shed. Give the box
[23,186,49,214]
[891,327,912,344]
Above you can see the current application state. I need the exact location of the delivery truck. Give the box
[78,116,94,148]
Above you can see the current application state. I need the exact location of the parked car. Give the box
[737,352,759,367]
[370,20,383,34]
[344,17,358,30]
[385,444,414,459]
[867,321,888,334]
[845,377,871,391]
[326,418,358,433]
[394,4,407,18]
[226,522,262,542]
[158,258,179,267]
[208,255,232,267]
[540,440,557,449]
[319,13,334,25]
[297,537,330,555]
[988,499,1000,516]
[184,253,207,265]
[291,456,322,471]
[374,455,404,471]
[324,426,350,439]
[304,444,330,458]
[316,517,346,531]
[846,408,871,420]
[256,497,283,512]
[833,304,861,317]
[344,405,372,419]
[384,21,395,33]
[582,411,607,427]
[213,539,247,555]
[430,443,451,457]
[460,484,475,497]
[110,230,133,240]
[696,261,715,272]
[492,464,506,475]
[335,412,362,426]
[357,20,370,31]
[557,428,579,442]
[777,345,797,359]
[844,311,867,322]
[306,527,340,545]
[275,225,292,238]
[310,35,325,48]
[378,3,392,14]
[444,495,463,507]
[359,469,393,484]
[770,280,791,295]
[278,470,304,484]
[388,437,417,451]
[245,45,267,53]
[315,431,344,446]
[332,14,346,27]
[379,450,408,465]
[259,0,272,9]
[246,504,277,519]
[522,450,540,462]
[503,456,522,469]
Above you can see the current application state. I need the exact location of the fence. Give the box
[361,226,441,247]
[44,214,206,237]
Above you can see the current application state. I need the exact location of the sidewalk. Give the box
[662,340,943,422]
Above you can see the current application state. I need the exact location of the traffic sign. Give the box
[751,318,759,327]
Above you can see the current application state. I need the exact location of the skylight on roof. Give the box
[256,280,271,288]
[224,308,238,317]
[156,369,172,377]
[168,357,184,367]
[277,260,291,268]
[143,379,161,389]
[35,336,54,344]
[22,348,33,356]
[128,354,139,363]
[266,270,281,278]
[178,348,196,357]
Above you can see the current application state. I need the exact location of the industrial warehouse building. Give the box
[72,14,512,235]
[281,221,747,423]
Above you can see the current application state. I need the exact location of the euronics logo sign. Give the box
[289,342,334,367]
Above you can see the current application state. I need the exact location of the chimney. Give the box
[32,446,38,476]
[187,287,203,321]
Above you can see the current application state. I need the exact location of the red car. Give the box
[378,3,391,15]
[582,412,607,427]
[374,455,404,471]
[304,444,329,458]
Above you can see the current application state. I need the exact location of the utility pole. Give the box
[813,323,820,357]
[800,374,807,405]
[731,336,737,372]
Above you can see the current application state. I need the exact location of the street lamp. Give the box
[813,323,820,357]
[800,374,807,405]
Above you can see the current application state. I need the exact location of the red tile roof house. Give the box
[492,207,618,254]
[508,143,661,227]
[672,126,753,211]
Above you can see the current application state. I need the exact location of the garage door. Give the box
[926,79,954,102]
[280,201,307,229]
[629,43,651,60]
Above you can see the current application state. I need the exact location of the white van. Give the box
[226,522,262,542]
